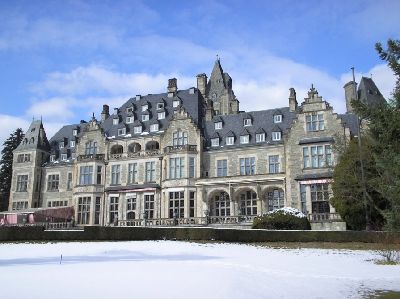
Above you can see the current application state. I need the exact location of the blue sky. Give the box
[0,0,399,146]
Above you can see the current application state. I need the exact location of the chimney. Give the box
[344,81,357,113]
[113,107,119,115]
[289,88,298,112]
[196,73,207,96]
[101,104,110,122]
[168,78,177,93]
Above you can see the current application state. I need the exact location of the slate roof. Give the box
[338,113,359,136]
[357,77,386,107]
[204,107,296,149]
[16,120,50,151]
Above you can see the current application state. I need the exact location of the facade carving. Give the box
[7,60,386,230]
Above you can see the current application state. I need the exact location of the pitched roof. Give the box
[357,77,386,107]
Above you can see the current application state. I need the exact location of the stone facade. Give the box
[8,60,384,230]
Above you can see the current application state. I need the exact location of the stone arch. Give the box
[127,211,135,220]
[128,142,141,153]
[207,189,231,217]
[110,144,123,154]
[145,140,159,150]
[234,187,258,216]
[262,187,285,212]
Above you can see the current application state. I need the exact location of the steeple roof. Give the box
[16,119,50,151]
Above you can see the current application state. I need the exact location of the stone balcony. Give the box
[164,144,197,154]
[111,149,162,160]
[77,154,105,162]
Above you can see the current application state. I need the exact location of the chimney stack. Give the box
[289,88,298,112]
[196,73,207,96]
[101,104,110,122]
[344,81,357,113]
[168,78,177,93]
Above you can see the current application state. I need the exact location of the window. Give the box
[12,201,28,210]
[126,107,134,113]
[128,163,138,184]
[173,131,188,146]
[85,141,97,155]
[67,172,73,190]
[189,157,195,178]
[150,124,159,132]
[217,160,227,177]
[113,118,119,125]
[61,154,67,161]
[240,157,255,175]
[189,191,195,217]
[256,133,265,143]
[111,165,121,185]
[269,155,280,173]
[70,140,75,147]
[79,166,93,185]
[272,131,281,141]
[59,141,64,149]
[16,175,28,192]
[96,166,102,184]
[126,116,134,124]
[134,126,142,134]
[145,161,156,182]
[118,128,126,136]
[72,129,78,136]
[211,138,219,147]
[109,197,119,223]
[274,115,282,123]
[50,155,55,162]
[17,154,30,163]
[240,135,249,144]
[226,136,234,145]
[77,197,91,225]
[300,184,307,213]
[142,104,148,111]
[240,191,257,216]
[173,100,180,108]
[169,157,185,179]
[303,145,333,168]
[126,195,136,220]
[47,174,59,191]
[169,191,184,218]
[144,194,155,219]
[157,102,164,109]
[212,192,230,216]
[311,183,330,213]
[142,114,149,121]
[306,114,324,131]
[267,189,284,211]
[158,112,165,119]
[243,118,252,126]
[94,197,101,224]
[215,122,222,130]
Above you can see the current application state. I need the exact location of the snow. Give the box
[266,207,307,218]
[0,241,399,299]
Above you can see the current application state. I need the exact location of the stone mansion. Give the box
[8,59,385,229]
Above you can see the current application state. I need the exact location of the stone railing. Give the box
[114,150,162,159]
[307,213,342,222]
[164,145,197,154]
[209,215,256,224]
[110,153,123,159]
[77,154,105,162]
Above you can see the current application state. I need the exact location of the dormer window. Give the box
[126,116,134,124]
[71,153,76,160]
[158,112,165,120]
[226,136,234,145]
[150,124,159,132]
[215,122,222,130]
[50,155,55,162]
[61,154,67,161]
[142,114,149,121]
[113,118,119,125]
[126,107,134,113]
[59,142,64,149]
[272,131,281,141]
[211,138,220,147]
[274,115,282,123]
[243,118,252,126]
[118,128,126,136]
[70,140,75,147]
[134,126,142,134]
[157,102,164,110]
[256,133,265,143]
[173,100,180,108]
[142,104,148,112]
[240,135,249,144]
[72,129,78,136]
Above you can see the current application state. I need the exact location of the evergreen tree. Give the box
[0,128,24,211]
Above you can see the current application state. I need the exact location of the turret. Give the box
[344,81,357,113]
[289,88,298,112]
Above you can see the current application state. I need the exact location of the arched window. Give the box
[239,190,257,216]
[266,189,284,211]
[145,141,159,151]
[110,144,123,154]
[211,192,230,217]
[29,137,35,144]
[128,143,141,153]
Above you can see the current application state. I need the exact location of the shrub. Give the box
[252,207,311,230]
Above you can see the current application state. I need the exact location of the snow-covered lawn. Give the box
[0,241,399,299]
